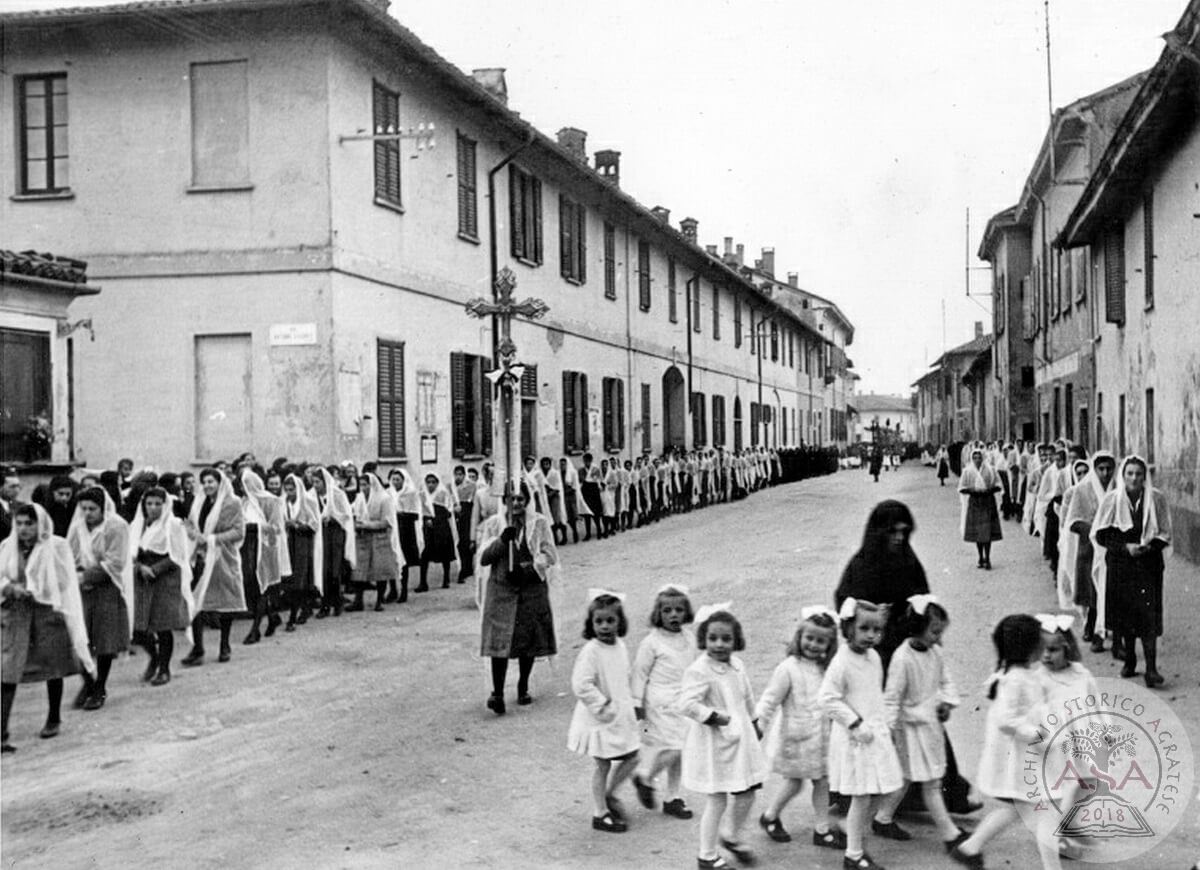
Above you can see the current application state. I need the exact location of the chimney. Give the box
[753,259,763,271]
[594,149,621,187]
[787,272,798,288]
[680,216,698,245]
[723,237,733,257]
[556,127,587,163]
[651,205,671,224]
[760,247,775,277]
[471,68,508,105]
[975,321,984,339]
[705,244,718,256]
[735,243,745,267]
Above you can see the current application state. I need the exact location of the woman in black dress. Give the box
[1093,455,1172,688]
[418,473,457,591]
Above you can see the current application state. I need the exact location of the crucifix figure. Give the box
[465,266,550,497]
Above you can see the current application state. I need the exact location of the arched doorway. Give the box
[662,366,685,451]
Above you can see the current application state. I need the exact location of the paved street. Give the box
[3,465,1197,869]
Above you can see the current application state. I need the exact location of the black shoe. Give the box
[218,645,231,663]
[2,742,15,753]
[265,613,283,635]
[141,656,157,682]
[948,845,984,868]
[82,691,106,711]
[1090,638,1106,653]
[591,812,626,833]
[759,814,791,842]
[517,693,532,706]
[150,668,171,686]
[181,648,204,667]
[872,819,912,841]
[315,607,330,620]
[486,693,506,716]
[662,798,693,819]
[414,584,430,593]
[344,601,364,613]
[1145,671,1165,688]
[843,853,885,870]
[1120,663,1137,678]
[296,612,310,625]
[813,828,847,849]
[384,588,398,603]
[73,683,91,709]
[373,601,385,612]
[605,795,627,823]
[39,721,61,739]
[285,621,297,633]
[243,628,261,645]
[633,774,655,809]
[719,839,755,864]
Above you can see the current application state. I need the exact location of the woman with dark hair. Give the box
[477,484,560,715]
[129,487,192,685]
[1,504,93,751]
[239,468,288,644]
[43,475,79,538]
[183,468,245,665]
[834,500,978,816]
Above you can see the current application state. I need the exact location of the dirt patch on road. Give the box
[5,787,165,836]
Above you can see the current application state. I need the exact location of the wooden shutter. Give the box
[1104,225,1125,324]
[531,177,543,263]
[576,205,586,283]
[373,83,400,205]
[712,286,720,338]
[692,276,701,332]
[457,133,477,237]
[451,351,467,457]
[480,357,493,455]
[668,258,677,322]
[616,379,625,449]
[509,167,523,259]
[560,195,573,279]
[641,383,651,452]
[562,371,576,451]
[579,373,589,449]
[603,378,614,451]
[734,297,742,347]
[1143,191,1154,308]
[376,340,404,458]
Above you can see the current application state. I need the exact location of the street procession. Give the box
[2,1,1198,868]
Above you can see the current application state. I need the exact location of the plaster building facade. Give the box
[912,327,992,447]
[851,394,916,444]
[1059,0,1200,562]
[1,0,854,477]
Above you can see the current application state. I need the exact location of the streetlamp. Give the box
[464,267,549,500]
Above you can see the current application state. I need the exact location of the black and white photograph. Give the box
[1,0,1199,867]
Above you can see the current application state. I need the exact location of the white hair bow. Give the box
[800,605,836,622]
[907,593,940,616]
[656,583,690,596]
[695,601,733,624]
[1035,613,1075,633]
[837,597,859,621]
[587,588,626,603]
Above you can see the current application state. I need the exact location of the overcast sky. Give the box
[4,0,1187,395]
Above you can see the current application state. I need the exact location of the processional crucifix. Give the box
[464,266,549,503]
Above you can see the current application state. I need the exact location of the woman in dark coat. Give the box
[834,500,978,815]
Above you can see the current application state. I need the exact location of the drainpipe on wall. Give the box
[624,226,633,460]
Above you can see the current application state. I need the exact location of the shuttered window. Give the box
[1104,225,1125,325]
[520,364,538,459]
[691,276,701,333]
[749,309,756,353]
[1143,191,1154,309]
[691,392,707,447]
[750,402,760,446]
[377,340,405,458]
[603,223,616,299]
[450,352,493,458]
[733,397,743,451]
[734,297,742,348]
[559,196,586,283]
[712,395,726,447]
[603,377,625,451]
[712,286,720,339]
[562,371,588,453]
[638,240,651,311]
[509,166,542,264]
[770,320,779,362]
[640,383,652,453]
[373,81,401,207]
[456,131,477,239]
[667,258,677,323]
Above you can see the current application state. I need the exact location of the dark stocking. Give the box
[1143,635,1159,677]
[1122,631,1138,671]
[156,631,174,671]
[490,657,509,698]
[95,654,115,693]
[46,678,63,726]
[375,581,387,610]
[288,599,300,625]
[1083,607,1097,640]
[398,567,409,603]
[517,656,534,697]
[440,561,452,588]
[2,683,15,742]
[417,561,430,591]
[190,617,205,654]
[141,633,159,680]
[218,615,233,651]
[569,521,578,543]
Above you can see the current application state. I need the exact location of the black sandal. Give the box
[697,858,733,870]
[759,814,791,842]
[591,812,626,833]
[813,827,847,849]
[720,839,756,864]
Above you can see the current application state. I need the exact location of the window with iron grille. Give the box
[668,258,677,323]
[712,395,726,447]
[373,81,401,207]
[509,166,543,264]
[456,132,477,239]
[603,377,625,451]
[520,364,538,460]
[559,196,587,283]
[734,297,742,348]
[562,371,589,453]
[377,340,406,458]
[17,73,69,194]
[638,240,651,311]
[712,286,720,339]
[1104,225,1125,325]
[641,383,652,453]
[450,352,493,457]
[691,392,707,447]
[603,222,616,299]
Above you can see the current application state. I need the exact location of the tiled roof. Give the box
[1,250,89,284]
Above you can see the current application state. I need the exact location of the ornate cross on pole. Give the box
[465,266,549,501]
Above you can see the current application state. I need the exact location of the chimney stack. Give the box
[760,247,775,277]
[723,237,733,257]
[471,68,508,105]
[556,127,587,163]
[651,205,671,224]
[787,272,798,288]
[735,243,745,267]
[975,321,984,339]
[706,244,718,256]
[594,149,621,187]
[680,216,699,245]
